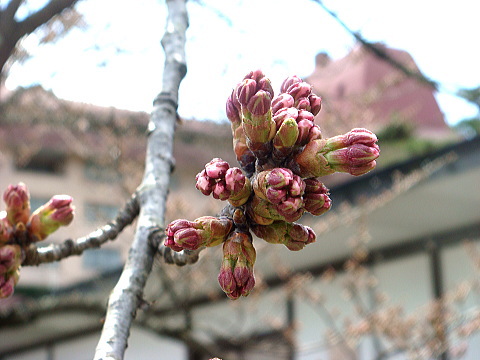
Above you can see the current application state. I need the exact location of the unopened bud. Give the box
[304,179,332,216]
[28,195,74,241]
[252,221,316,251]
[0,244,22,275]
[218,231,256,299]
[3,183,30,226]
[308,94,322,116]
[0,214,12,244]
[166,216,233,251]
[272,93,294,114]
[280,75,303,94]
[0,273,18,299]
[225,168,252,207]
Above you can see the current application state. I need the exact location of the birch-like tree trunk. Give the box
[93,0,188,359]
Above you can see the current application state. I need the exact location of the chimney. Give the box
[315,52,331,68]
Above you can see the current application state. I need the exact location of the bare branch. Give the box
[15,0,81,38]
[93,0,189,359]
[22,194,139,266]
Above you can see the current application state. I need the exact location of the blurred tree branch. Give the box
[0,0,81,91]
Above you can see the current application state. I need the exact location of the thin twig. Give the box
[93,0,188,359]
[22,194,139,266]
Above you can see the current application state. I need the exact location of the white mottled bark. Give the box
[93,1,188,359]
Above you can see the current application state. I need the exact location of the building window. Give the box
[15,150,65,174]
[84,202,118,223]
[83,248,122,271]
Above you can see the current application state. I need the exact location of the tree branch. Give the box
[15,0,80,38]
[93,0,188,359]
[22,194,139,266]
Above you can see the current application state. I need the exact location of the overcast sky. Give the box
[5,0,479,126]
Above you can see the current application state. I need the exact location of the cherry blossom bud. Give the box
[295,96,310,110]
[273,107,298,127]
[0,273,18,299]
[0,244,22,275]
[204,158,230,179]
[308,94,322,116]
[195,169,216,196]
[0,214,12,244]
[252,221,316,251]
[233,125,256,175]
[165,216,233,251]
[28,195,74,241]
[218,231,256,299]
[325,143,380,167]
[243,70,274,99]
[308,124,323,142]
[291,129,379,178]
[296,119,315,146]
[304,179,332,216]
[272,93,294,114]
[225,167,252,207]
[323,128,378,152]
[297,110,315,122]
[273,118,299,159]
[236,79,257,106]
[280,75,302,93]
[286,81,312,101]
[212,180,231,200]
[226,94,241,127]
[3,183,30,226]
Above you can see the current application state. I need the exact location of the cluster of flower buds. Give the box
[195,158,252,207]
[166,70,379,300]
[0,182,74,298]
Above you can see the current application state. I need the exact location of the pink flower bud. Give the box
[212,180,231,200]
[324,128,378,152]
[195,169,216,196]
[272,93,294,114]
[273,118,299,160]
[28,195,74,241]
[0,274,17,299]
[286,82,312,101]
[296,119,315,146]
[205,158,230,179]
[218,231,256,299]
[304,179,332,216]
[273,107,298,127]
[292,128,379,178]
[325,143,380,167]
[226,95,241,126]
[225,167,252,207]
[297,110,315,122]
[280,75,302,94]
[236,79,257,106]
[3,183,30,226]
[0,244,22,275]
[251,221,316,251]
[165,219,194,251]
[0,214,12,244]
[253,169,306,222]
[308,94,322,116]
[308,124,323,142]
[246,90,271,116]
[166,216,233,251]
[295,96,310,110]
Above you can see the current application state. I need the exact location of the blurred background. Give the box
[0,0,479,359]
